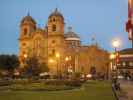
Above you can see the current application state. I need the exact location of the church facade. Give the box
[19,8,109,76]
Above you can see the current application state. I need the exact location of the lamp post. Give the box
[56,53,60,77]
[75,49,79,73]
[112,39,120,66]
[24,54,27,59]
[112,39,120,79]
[49,59,54,63]
[112,39,120,52]
[65,56,69,72]
[65,56,72,78]
[65,56,69,78]
[110,53,115,79]
[110,53,115,70]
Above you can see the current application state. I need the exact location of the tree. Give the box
[25,56,41,76]
[0,54,19,70]
[90,66,97,79]
[90,66,96,75]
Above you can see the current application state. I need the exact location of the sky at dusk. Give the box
[0,0,131,54]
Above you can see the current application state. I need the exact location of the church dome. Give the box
[65,27,80,41]
[21,13,36,25]
[48,8,64,20]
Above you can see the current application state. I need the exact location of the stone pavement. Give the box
[119,80,133,100]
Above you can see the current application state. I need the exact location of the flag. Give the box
[126,0,133,40]
[128,0,133,19]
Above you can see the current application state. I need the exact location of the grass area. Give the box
[0,80,115,100]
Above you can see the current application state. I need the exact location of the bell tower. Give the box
[20,13,36,38]
[47,8,65,74]
[47,8,64,35]
[19,13,36,67]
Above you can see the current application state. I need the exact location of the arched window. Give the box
[23,28,27,35]
[52,25,56,32]
[22,42,26,46]
[53,18,56,22]
[52,40,55,44]
[52,49,55,55]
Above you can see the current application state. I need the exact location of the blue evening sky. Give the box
[0,0,131,54]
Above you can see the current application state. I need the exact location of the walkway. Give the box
[119,80,133,100]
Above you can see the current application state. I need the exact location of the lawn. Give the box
[0,80,115,100]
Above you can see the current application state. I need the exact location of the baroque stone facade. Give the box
[19,8,109,76]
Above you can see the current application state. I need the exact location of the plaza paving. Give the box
[119,80,133,100]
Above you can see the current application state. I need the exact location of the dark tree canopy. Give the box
[0,54,19,70]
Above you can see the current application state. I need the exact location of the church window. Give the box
[22,43,26,46]
[52,40,55,44]
[23,28,27,35]
[52,25,56,32]
[52,49,55,55]
[53,18,56,22]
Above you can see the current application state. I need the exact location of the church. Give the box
[18,8,109,76]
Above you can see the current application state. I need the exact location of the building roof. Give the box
[119,48,133,54]
[21,13,36,25]
[48,8,64,20]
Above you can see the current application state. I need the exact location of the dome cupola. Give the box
[65,27,80,41]
[20,13,36,26]
[48,8,64,20]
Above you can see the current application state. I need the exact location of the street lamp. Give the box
[109,53,116,80]
[112,39,120,51]
[112,39,120,79]
[65,56,69,73]
[112,39,120,65]
[110,53,116,71]
[56,53,60,58]
[49,59,54,63]
[24,54,27,59]
[65,57,69,62]
[23,53,27,68]
[110,53,115,60]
